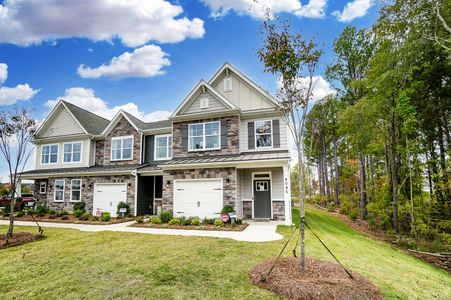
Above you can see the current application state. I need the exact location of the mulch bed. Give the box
[0,215,135,225]
[0,232,43,249]
[131,222,248,231]
[250,257,383,300]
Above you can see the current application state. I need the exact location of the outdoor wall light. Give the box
[82,184,86,188]
[166,180,171,187]
[226,179,230,186]
[128,183,131,187]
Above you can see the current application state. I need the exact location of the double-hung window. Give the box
[39,182,47,194]
[255,120,272,148]
[41,144,58,164]
[70,179,81,202]
[155,135,172,160]
[54,179,65,202]
[111,136,133,160]
[189,121,220,151]
[63,142,82,163]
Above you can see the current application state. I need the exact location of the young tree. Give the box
[0,108,36,238]
[258,17,322,272]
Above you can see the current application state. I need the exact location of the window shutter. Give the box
[145,135,154,163]
[221,120,228,148]
[248,122,255,149]
[181,124,188,151]
[273,119,280,148]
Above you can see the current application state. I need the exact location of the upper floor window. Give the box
[189,121,220,151]
[255,120,272,148]
[42,144,58,164]
[155,135,172,160]
[111,136,133,161]
[63,142,82,163]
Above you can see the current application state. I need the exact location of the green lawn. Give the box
[1,207,449,299]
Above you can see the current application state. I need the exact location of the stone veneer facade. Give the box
[172,115,240,158]
[33,175,136,213]
[98,117,141,165]
[162,167,236,213]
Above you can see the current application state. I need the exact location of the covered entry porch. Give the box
[136,166,164,215]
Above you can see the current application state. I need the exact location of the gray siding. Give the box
[136,176,154,215]
[182,91,227,115]
[241,167,284,201]
[143,135,155,163]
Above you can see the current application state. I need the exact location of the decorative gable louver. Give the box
[224,77,232,92]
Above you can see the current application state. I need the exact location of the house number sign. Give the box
[284,177,289,195]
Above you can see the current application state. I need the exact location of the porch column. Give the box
[16,178,22,197]
[283,164,292,225]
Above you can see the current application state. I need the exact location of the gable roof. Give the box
[171,80,239,118]
[62,101,110,135]
[208,62,278,107]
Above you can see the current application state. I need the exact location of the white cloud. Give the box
[0,63,7,84]
[277,75,336,102]
[0,0,205,47]
[0,63,39,105]
[46,87,171,122]
[332,0,374,22]
[77,45,171,80]
[201,0,326,19]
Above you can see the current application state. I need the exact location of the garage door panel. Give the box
[93,184,127,218]
[173,179,223,218]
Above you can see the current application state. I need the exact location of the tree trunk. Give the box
[437,125,450,202]
[390,107,399,234]
[6,185,16,238]
[333,138,340,205]
[359,155,367,220]
[297,150,306,272]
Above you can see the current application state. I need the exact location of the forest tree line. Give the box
[292,0,450,251]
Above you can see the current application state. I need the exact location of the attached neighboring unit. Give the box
[20,63,292,225]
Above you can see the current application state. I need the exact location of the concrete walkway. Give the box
[0,219,284,242]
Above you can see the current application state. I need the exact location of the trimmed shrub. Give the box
[73,202,86,212]
[159,210,172,223]
[150,216,162,224]
[179,216,192,226]
[202,217,215,225]
[79,212,90,221]
[136,217,144,224]
[36,205,47,215]
[58,210,68,216]
[92,216,98,221]
[214,219,224,227]
[26,209,34,215]
[168,218,181,225]
[101,212,110,222]
[48,209,56,215]
[348,210,358,221]
[221,205,234,214]
[15,211,25,218]
[190,218,201,226]
[116,202,130,216]
[235,219,243,225]
[74,209,83,218]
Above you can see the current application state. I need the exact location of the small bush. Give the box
[328,202,335,212]
[202,217,215,225]
[48,209,56,215]
[348,210,358,221]
[136,217,144,224]
[92,216,98,221]
[159,210,172,223]
[36,205,47,215]
[15,211,25,218]
[116,201,130,216]
[59,209,68,216]
[168,218,181,225]
[79,212,90,221]
[191,218,201,226]
[180,216,192,226]
[150,216,162,224]
[73,202,86,212]
[26,209,34,215]
[235,219,243,225]
[221,205,234,214]
[74,209,83,218]
[214,219,224,227]
[101,212,111,222]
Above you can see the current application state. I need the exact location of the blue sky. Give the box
[0,0,379,179]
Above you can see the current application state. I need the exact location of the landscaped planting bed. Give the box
[0,232,43,249]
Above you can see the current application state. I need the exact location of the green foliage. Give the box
[101,212,110,222]
[74,209,83,218]
[15,211,24,218]
[190,218,201,226]
[168,218,181,225]
[116,202,130,216]
[221,205,234,214]
[79,212,90,221]
[214,219,224,227]
[48,209,56,215]
[159,211,172,223]
[202,218,215,225]
[36,205,47,215]
[348,210,358,221]
[73,202,86,212]
[150,217,162,224]
[235,219,243,225]
[136,217,144,224]
[58,210,68,217]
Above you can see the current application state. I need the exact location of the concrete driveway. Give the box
[0,219,285,242]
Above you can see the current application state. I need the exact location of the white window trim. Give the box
[255,120,273,149]
[188,121,221,151]
[39,182,47,194]
[41,143,59,165]
[70,179,82,202]
[110,135,134,161]
[53,179,65,202]
[62,141,83,164]
[154,134,172,161]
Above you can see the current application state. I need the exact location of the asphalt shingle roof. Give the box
[63,101,110,135]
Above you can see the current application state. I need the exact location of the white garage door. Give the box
[173,179,223,218]
[93,184,127,218]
